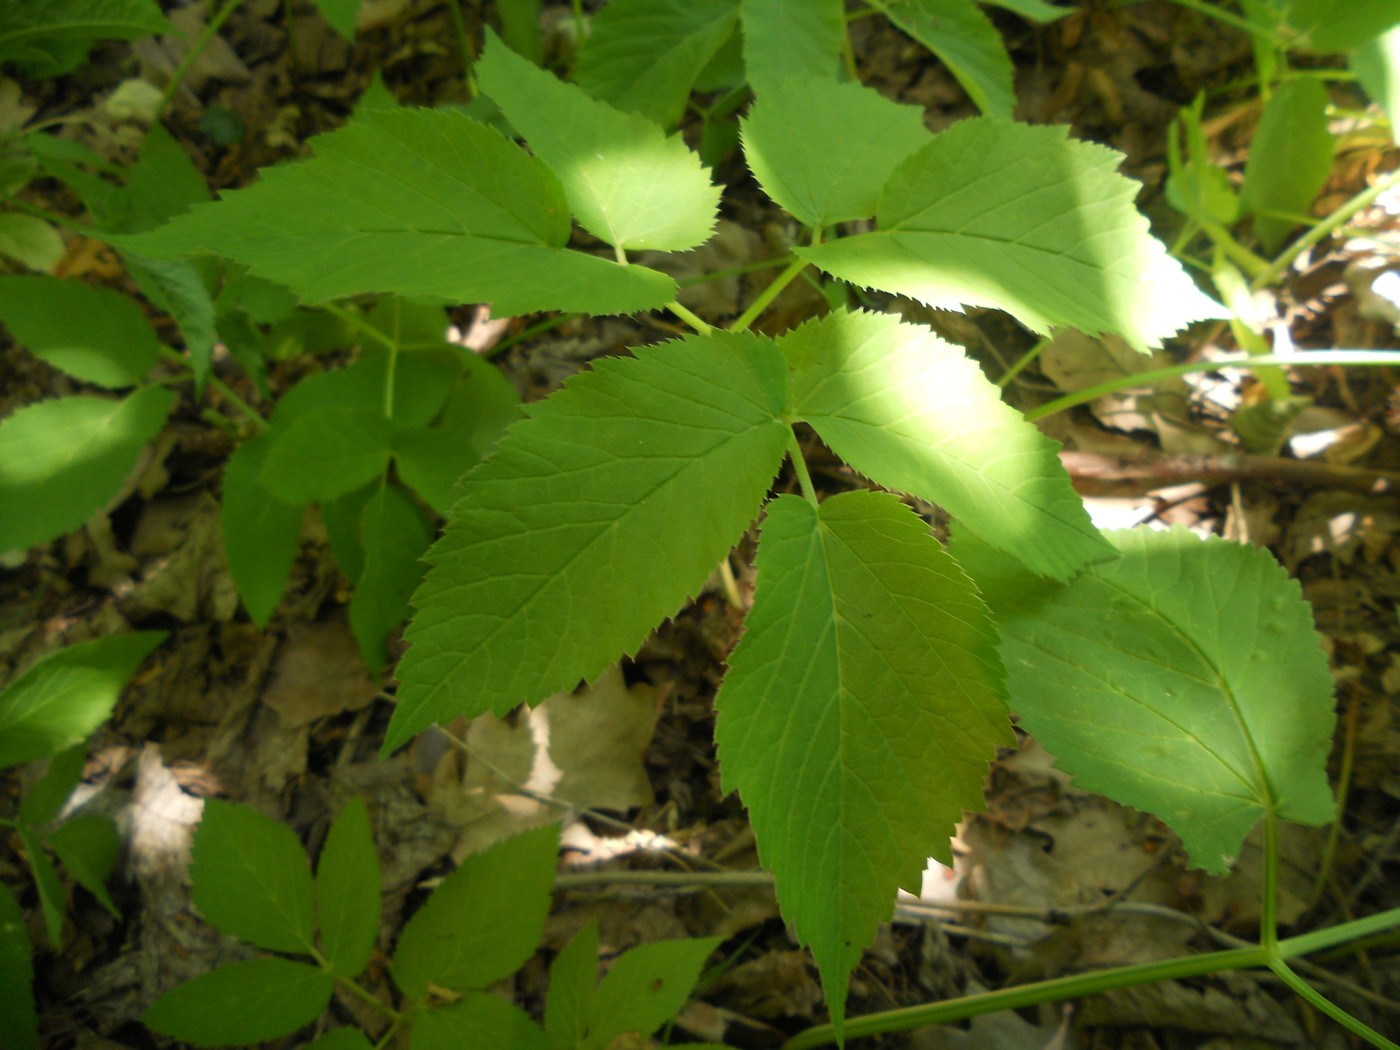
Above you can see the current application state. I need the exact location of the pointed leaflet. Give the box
[142,958,333,1047]
[741,79,931,228]
[799,119,1224,351]
[1241,78,1334,254]
[715,491,1010,1033]
[316,798,381,979]
[391,824,558,998]
[879,0,1015,119]
[0,386,176,552]
[115,108,674,316]
[349,482,434,672]
[477,32,718,252]
[740,0,845,92]
[385,331,788,752]
[783,310,1109,580]
[575,0,740,128]
[954,527,1336,874]
[221,434,305,628]
[586,937,723,1049]
[545,920,600,1049]
[412,994,552,1050]
[191,800,316,955]
[0,632,166,770]
[0,276,161,388]
[983,0,1071,21]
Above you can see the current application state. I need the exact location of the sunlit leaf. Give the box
[740,0,844,91]
[1240,78,1334,254]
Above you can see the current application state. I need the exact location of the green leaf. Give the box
[1285,0,1400,53]
[121,255,218,393]
[0,213,64,272]
[311,0,360,40]
[191,799,317,954]
[1353,25,1400,144]
[586,937,722,1050]
[348,482,433,671]
[714,491,1010,1034]
[782,310,1110,580]
[222,433,306,627]
[303,1029,375,1050]
[115,108,675,316]
[386,331,789,752]
[981,0,1071,22]
[141,957,333,1047]
[316,797,381,979]
[798,118,1224,351]
[741,79,931,228]
[1240,78,1335,255]
[46,813,121,918]
[575,0,740,128]
[392,428,488,516]
[16,744,87,827]
[0,632,165,770]
[0,883,37,1050]
[0,385,176,553]
[322,483,376,584]
[497,0,543,62]
[411,993,552,1050]
[115,123,212,233]
[544,920,600,1050]
[260,408,394,504]
[21,829,66,948]
[954,526,1337,874]
[477,32,719,252]
[881,0,1015,119]
[0,0,170,77]
[390,824,558,998]
[0,275,162,388]
[740,0,845,91]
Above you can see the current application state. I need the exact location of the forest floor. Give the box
[2,1,1400,1047]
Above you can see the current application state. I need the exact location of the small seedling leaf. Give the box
[191,800,317,954]
[348,482,434,671]
[740,0,845,91]
[782,310,1111,580]
[411,992,552,1050]
[882,0,1015,119]
[1240,78,1335,254]
[221,434,306,627]
[0,386,177,553]
[386,331,788,752]
[0,276,161,388]
[741,79,930,228]
[715,491,1011,1034]
[544,919,600,1050]
[115,108,675,316]
[0,632,166,770]
[799,118,1224,351]
[586,936,723,1050]
[0,884,37,1050]
[141,957,333,1046]
[478,31,720,252]
[391,824,558,998]
[955,526,1337,874]
[575,0,740,128]
[316,797,381,979]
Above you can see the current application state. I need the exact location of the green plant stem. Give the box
[786,431,820,509]
[1251,168,1400,291]
[320,302,398,353]
[1271,958,1400,1049]
[487,312,576,357]
[666,299,712,336]
[728,256,806,333]
[1025,350,1400,422]
[1309,697,1358,909]
[995,336,1051,388]
[1200,218,1271,279]
[157,346,267,431]
[158,0,245,117]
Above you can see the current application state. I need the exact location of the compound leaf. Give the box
[316,797,381,979]
[740,0,845,91]
[142,958,333,1047]
[0,275,161,388]
[1240,78,1334,254]
[881,0,1015,119]
[741,79,930,228]
[478,32,719,252]
[259,408,394,505]
[115,108,674,316]
[782,310,1110,580]
[587,937,722,1050]
[191,800,316,955]
[0,385,176,553]
[0,632,166,770]
[391,824,558,998]
[799,118,1223,351]
[715,491,1010,1034]
[575,0,740,128]
[412,993,552,1050]
[385,331,788,753]
[954,526,1337,874]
